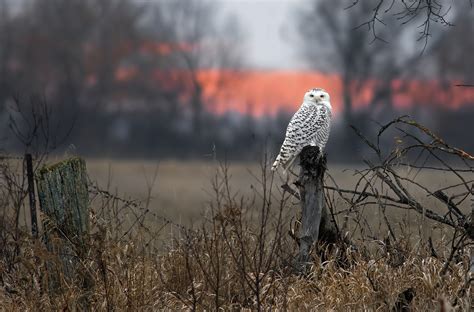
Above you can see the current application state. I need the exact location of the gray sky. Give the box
[216,0,306,69]
[14,0,306,69]
[133,0,306,69]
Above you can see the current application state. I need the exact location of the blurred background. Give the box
[0,0,473,223]
[0,0,473,162]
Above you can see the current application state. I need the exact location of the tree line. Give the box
[0,0,473,161]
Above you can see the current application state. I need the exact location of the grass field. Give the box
[85,158,472,238]
[1,157,472,310]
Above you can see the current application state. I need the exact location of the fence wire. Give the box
[88,182,194,237]
[0,155,27,161]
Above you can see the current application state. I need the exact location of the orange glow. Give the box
[108,67,474,115]
[197,70,342,116]
[139,42,194,56]
[195,70,474,116]
[115,67,139,82]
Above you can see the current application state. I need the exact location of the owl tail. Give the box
[271,155,281,171]
[271,154,296,173]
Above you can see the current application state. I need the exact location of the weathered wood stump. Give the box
[469,203,474,278]
[25,153,38,238]
[295,146,339,266]
[36,157,92,302]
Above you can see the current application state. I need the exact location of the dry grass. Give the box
[1,231,468,311]
[0,158,472,311]
[85,159,471,221]
[85,159,472,243]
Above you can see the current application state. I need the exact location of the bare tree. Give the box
[348,0,473,49]
[325,116,474,299]
[296,0,459,158]
[429,8,474,84]
[0,0,150,155]
[298,1,408,126]
[10,0,144,109]
[298,1,400,158]
[154,0,243,137]
[0,0,13,114]
[87,0,145,107]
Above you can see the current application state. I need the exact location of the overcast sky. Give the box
[12,0,461,70]
[14,0,307,69]
[133,0,307,70]
[216,0,306,69]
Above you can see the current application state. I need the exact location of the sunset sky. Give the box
[119,1,474,115]
[195,70,474,116]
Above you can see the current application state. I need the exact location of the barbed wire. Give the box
[88,182,194,236]
[0,155,27,161]
[1,153,194,240]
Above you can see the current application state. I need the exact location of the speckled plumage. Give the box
[271,88,332,171]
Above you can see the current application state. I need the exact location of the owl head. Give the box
[304,88,330,104]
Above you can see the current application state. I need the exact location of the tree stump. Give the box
[36,157,92,302]
[295,146,339,267]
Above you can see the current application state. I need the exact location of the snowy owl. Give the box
[271,88,332,172]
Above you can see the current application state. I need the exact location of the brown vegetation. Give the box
[0,118,473,311]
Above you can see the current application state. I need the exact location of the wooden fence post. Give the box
[25,154,38,238]
[295,146,339,267]
[469,184,473,277]
[36,157,92,302]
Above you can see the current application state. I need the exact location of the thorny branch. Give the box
[324,116,473,283]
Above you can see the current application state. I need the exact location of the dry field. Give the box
[86,158,472,237]
[1,157,472,310]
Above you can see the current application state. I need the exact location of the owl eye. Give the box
[320,94,325,98]
[309,94,314,98]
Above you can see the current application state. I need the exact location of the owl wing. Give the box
[311,105,331,150]
[271,104,323,171]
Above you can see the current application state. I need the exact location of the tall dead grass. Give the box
[0,156,472,311]
[0,116,473,311]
